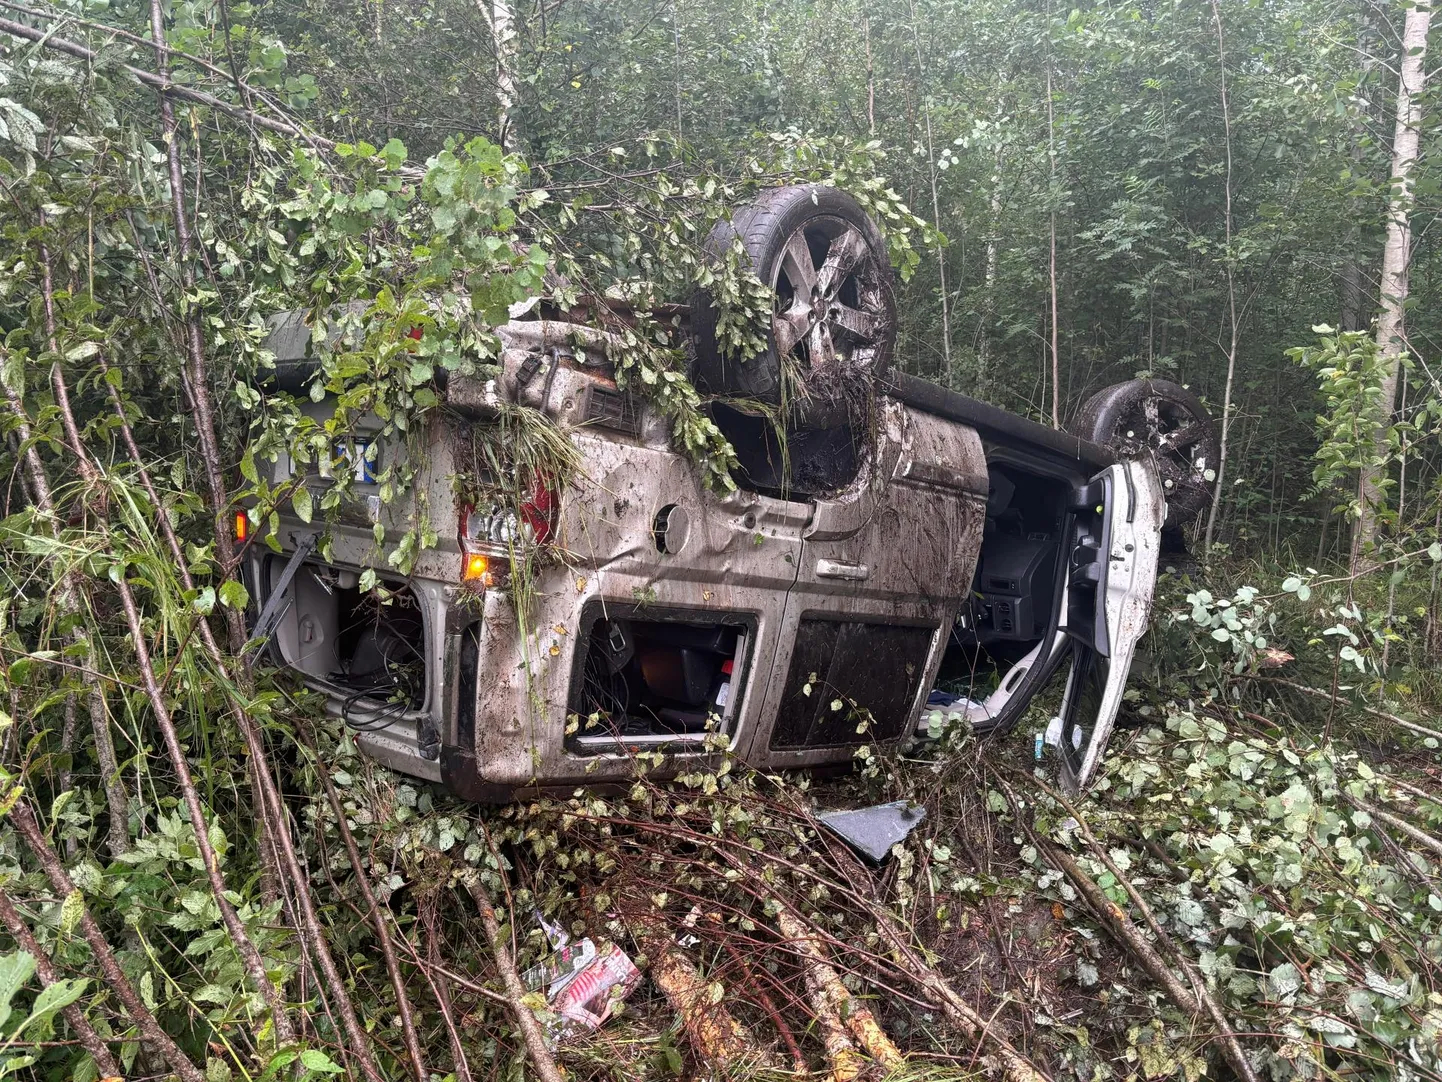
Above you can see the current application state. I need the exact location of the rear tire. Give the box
[690,185,896,494]
[691,184,896,421]
[1070,379,1219,520]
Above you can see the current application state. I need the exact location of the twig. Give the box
[8,801,205,1082]
[0,16,333,146]
[1252,676,1442,742]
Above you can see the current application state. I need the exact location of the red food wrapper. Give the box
[549,940,642,1035]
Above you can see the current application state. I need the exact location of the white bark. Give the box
[1203,0,1238,555]
[1359,0,1431,563]
[485,0,519,151]
[909,0,952,381]
[1046,63,1060,428]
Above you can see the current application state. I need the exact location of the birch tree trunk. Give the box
[908,0,952,380]
[1203,0,1239,555]
[1046,62,1060,428]
[1358,0,1431,566]
[485,0,519,151]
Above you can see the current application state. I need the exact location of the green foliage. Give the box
[3,1,1442,1081]
[1287,328,1407,524]
[1092,713,1442,1079]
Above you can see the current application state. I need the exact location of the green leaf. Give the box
[0,953,35,1029]
[14,978,87,1035]
[218,581,250,610]
[292,487,313,524]
[299,1049,344,1074]
[59,890,84,935]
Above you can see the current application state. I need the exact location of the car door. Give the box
[740,403,990,771]
[1050,457,1165,790]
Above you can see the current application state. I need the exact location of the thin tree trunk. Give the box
[144,0,247,652]
[465,879,567,1082]
[484,0,520,151]
[863,16,876,135]
[907,0,952,380]
[1046,61,1060,428]
[1359,0,1431,563]
[979,131,1004,393]
[1204,0,1239,555]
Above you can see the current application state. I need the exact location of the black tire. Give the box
[1070,379,1219,520]
[690,184,896,430]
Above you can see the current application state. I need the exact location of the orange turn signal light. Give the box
[235,510,250,543]
[462,552,491,583]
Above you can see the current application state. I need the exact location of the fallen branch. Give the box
[1252,676,1442,743]
[774,903,901,1077]
[622,902,766,1070]
[1343,792,1442,861]
[463,877,566,1082]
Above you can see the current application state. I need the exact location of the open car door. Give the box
[1052,458,1165,790]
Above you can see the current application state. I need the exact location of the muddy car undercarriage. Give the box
[247,184,1216,801]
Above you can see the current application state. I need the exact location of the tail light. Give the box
[462,552,500,587]
[520,473,558,545]
[458,473,559,585]
[234,510,250,543]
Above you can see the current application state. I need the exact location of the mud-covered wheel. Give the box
[1071,379,1219,520]
[690,184,896,431]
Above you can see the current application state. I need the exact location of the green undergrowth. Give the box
[2,542,1441,1082]
[281,638,1442,1081]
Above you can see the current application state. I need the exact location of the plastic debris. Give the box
[817,801,926,863]
[522,912,641,1041]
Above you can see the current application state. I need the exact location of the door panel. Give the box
[1054,458,1164,790]
[740,403,989,769]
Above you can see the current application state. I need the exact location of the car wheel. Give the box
[1070,379,1219,520]
[690,184,896,433]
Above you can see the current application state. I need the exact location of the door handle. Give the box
[816,559,870,581]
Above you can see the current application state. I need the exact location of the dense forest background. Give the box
[265,0,1433,561]
[1,1,1441,1081]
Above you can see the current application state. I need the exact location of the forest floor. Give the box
[324,569,1442,1082]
